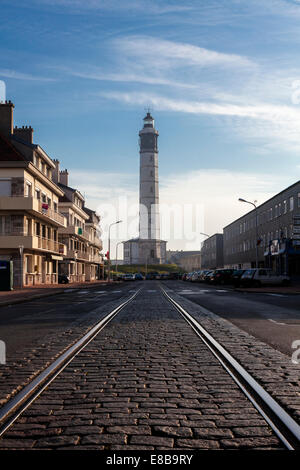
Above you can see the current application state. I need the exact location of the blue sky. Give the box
[1,0,300,251]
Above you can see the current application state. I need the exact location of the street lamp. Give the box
[238,198,258,268]
[19,245,24,288]
[115,241,123,275]
[199,232,210,253]
[108,220,122,282]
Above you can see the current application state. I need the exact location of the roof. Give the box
[144,112,154,121]
[0,132,27,162]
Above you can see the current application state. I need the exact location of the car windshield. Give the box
[243,270,255,277]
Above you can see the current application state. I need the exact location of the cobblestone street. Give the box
[0,287,284,450]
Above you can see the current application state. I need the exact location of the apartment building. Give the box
[223,180,300,275]
[84,207,104,281]
[0,101,67,287]
[53,160,103,282]
[201,233,224,270]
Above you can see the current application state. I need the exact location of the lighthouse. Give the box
[123,112,167,265]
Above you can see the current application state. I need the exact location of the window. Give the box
[25,182,32,197]
[283,200,287,214]
[0,179,11,196]
[275,205,278,218]
[269,208,273,220]
[290,196,294,211]
[35,188,40,200]
[298,193,300,208]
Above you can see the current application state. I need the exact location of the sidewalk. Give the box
[0,280,118,307]
[235,283,300,294]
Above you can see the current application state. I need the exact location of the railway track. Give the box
[0,288,141,439]
[161,286,300,450]
[0,284,299,450]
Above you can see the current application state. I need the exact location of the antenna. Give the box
[144,105,153,115]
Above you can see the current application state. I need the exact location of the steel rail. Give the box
[161,286,300,450]
[0,288,142,437]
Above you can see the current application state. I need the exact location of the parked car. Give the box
[191,271,201,282]
[169,272,181,280]
[197,270,211,282]
[134,273,144,280]
[123,273,136,281]
[231,269,246,287]
[182,273,188,281]
[187,272,196,281]
[203,271,215,283]
[58,274,69,284]
[160,273,170,280]
[209,269,234,285]
[145,272,159,280]
[240,268,290,287]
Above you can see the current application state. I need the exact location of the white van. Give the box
[240,268,290,287]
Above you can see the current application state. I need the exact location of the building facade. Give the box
[123,113,167,264]
[0,101,67,287]
[166,250,201,272]
[53,160,104,282]
[223,181,300,275]
[0,100,104,287]
[201,233,224,270]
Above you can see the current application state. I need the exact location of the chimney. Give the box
[13,125,34,144]
[52,159,60,184]
[59,169,69,186]
[0,100,14,137]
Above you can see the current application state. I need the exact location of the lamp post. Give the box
[238,198,258,268]
[115,241,123,276]
[74,250,78,281]
[108,220,122,282]
[19,245,24,288]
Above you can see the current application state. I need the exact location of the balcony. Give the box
[0,196,67,227]
[66,249,90,261]
[89,254,103,264]
[89,237,103,250]
[0,232,66,255]
[58,225,90,241]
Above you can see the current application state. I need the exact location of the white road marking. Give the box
[77,290,89,295]
[267,294,285,297]
[178,290,210,295]
[112,290,122,293]
[268,318,300,326]
[147,290,157,292]
[216,290,227,293]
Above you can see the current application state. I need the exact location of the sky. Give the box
[1,0,300,255]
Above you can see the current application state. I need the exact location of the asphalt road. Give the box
[161,280,300,357]
[1,279,299,359]
[0,282,138,356]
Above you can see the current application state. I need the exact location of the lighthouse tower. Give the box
[139,112,160,241]
[123,112,167,265]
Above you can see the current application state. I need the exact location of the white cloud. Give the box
[0,69,56,82]
[100,90,300,153]
[58,67,197,89]
[115,36,254,69]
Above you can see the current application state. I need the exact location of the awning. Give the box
[51,255,63,261]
